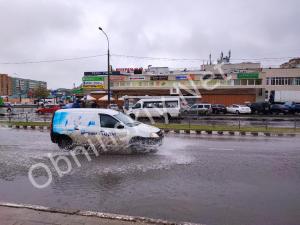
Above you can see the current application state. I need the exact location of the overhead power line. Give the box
[0,53,298,65]
[0,54,107,65]
[112,54,298,62]
[111,54,205,61]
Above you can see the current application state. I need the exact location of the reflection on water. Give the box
[0,128,194,185]
[1,128,300,225]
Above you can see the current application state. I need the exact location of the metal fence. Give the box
[1,111,300,131]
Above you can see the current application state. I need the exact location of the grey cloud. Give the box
[0,0,299,88]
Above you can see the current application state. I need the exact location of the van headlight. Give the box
[150,132,159,138]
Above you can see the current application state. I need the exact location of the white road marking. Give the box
[208,147,235,151]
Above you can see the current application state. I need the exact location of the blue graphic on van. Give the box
[53,111,69,133]
[88,121,96,126]
[53,111,98,134]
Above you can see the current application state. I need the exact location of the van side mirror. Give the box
[117,124,125,129]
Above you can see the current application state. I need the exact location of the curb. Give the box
[0,124,50,131]
[0,202,201,225]
[162,129,297,137]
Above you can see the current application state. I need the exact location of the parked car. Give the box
[226,104,251,114]
[50,108,164,152]
[36,105,60,114]
[270,104,290,115]
[250,102,271,114]
[211,104,227,114]
[182,104,212,115]
[283,102,300,114]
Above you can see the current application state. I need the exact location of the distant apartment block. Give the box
[11,77,47,98]
[0,74,12,96]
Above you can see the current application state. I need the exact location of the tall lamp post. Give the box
[98,27,111,105]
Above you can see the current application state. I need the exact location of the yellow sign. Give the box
[83,85,105,90]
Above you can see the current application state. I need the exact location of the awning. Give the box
[99,95,115,101]
[81,95,96,101]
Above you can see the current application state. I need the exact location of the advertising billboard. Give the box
[82,76,105,89]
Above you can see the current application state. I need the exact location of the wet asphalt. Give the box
[0,128,299,225]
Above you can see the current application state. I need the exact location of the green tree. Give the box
[33,86,49,100]
[0,96,4,106]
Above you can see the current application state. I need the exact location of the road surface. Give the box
[0,128,299,225]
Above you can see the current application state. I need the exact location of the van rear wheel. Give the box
[57,136,73,150]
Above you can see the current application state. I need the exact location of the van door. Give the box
[97,113,129,150]
[143,101,162,118]
[131,102,143,118]
[165,100,180,117]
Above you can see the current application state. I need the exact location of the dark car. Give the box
[284,102,300,114]
[211,104,227,114]
[250,102,271,114]
[270,104,290,115]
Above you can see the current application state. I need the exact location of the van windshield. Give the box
[114,112,140,127]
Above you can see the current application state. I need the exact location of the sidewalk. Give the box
[0,202,199,225]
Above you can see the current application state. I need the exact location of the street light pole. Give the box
[98,27,111,105]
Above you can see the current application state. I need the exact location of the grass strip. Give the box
[154,123,300,134]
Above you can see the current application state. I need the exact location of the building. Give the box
[262,68,300,102]
[280,58,300,69]
[10,77,47,99]
[80,56,300,105]
[0,74,12,96]
[81,65,265,105]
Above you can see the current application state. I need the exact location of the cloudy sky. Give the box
[0,0,299,89]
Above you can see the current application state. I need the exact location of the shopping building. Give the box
[81,58,300,105]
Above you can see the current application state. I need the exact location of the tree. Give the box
[33,86,49,100]
[0,96,3,106]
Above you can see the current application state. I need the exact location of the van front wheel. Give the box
[57,136,74,150]
[130,114,136,120]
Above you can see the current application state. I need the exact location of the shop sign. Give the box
[129,76,145,81]
[175,74,195,80]
[83,85,105,90]
[82,76,104,82]
[84,71,121,76]
[237,73,259,79]
[110,76,127,81]
[116,68,143,73]
[150,75,168,81]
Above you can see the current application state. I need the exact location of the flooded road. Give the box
[0,128,300,225]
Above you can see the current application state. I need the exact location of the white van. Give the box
[50,109,164,152]
[126,97,180,120]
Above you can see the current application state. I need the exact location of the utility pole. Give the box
[18,79,22,103]
[98,27,111,105]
